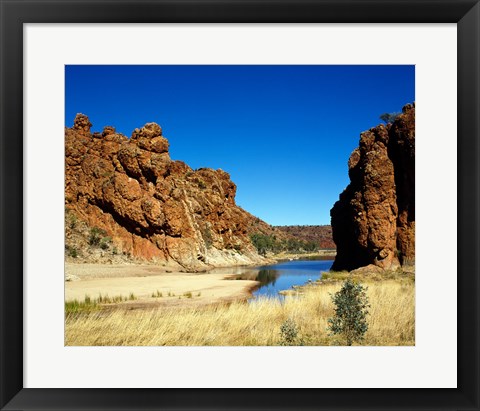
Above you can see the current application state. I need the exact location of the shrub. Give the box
[279,318,300,346]
[327,279,370,346]
[88,227,107,246]
[65,245,78,258]
[99,236,112,250]
[202,226,213,249]
[304,241,318,253]
[379,112,401,124]
[67,213,77,229]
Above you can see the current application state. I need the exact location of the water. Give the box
[226,258,334,300]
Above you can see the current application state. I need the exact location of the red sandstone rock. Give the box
[65,114,274,270]
[72,113,92,134]
[331,103,415,271]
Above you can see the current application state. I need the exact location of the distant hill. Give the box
[274,225,335,249]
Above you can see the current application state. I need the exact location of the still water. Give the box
[224,258,334,299]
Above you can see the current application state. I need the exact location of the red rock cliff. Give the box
[330,103,415,271]
[65,115,274,271]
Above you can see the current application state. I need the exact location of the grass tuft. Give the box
[65,292,136,315]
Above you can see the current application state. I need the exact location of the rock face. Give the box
[330,103,415,271]
[65,114,274,271]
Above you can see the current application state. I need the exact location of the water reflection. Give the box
[234,268,280,287]
[222,259,334,300]
[256,269,279,287]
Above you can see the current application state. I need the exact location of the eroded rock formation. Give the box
[65,114,275,271]
[330,103,415,271]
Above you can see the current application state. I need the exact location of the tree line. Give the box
[250,233,319,256]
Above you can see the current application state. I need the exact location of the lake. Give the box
[224,258,334,300]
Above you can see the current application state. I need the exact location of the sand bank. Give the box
[65,263,257,308]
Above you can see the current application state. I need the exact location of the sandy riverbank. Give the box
[65,263,258,308]
[65,251,336,309]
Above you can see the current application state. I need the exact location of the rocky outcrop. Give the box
[330,103,415,271]
[65,114,275,271]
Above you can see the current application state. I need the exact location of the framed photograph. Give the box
[1,0,479,410]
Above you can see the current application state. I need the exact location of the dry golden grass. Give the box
[65,276,414,346]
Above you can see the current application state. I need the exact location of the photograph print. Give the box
[64,65,415,346]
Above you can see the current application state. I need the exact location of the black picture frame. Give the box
[1,1,479,410]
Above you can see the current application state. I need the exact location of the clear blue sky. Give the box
[65,65,414,226]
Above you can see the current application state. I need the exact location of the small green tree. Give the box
[379,112,401,124]
[279,318,300,346]
[250,233,275,256]
[327,279,370,346]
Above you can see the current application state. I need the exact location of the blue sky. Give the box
[65,65,414,226]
